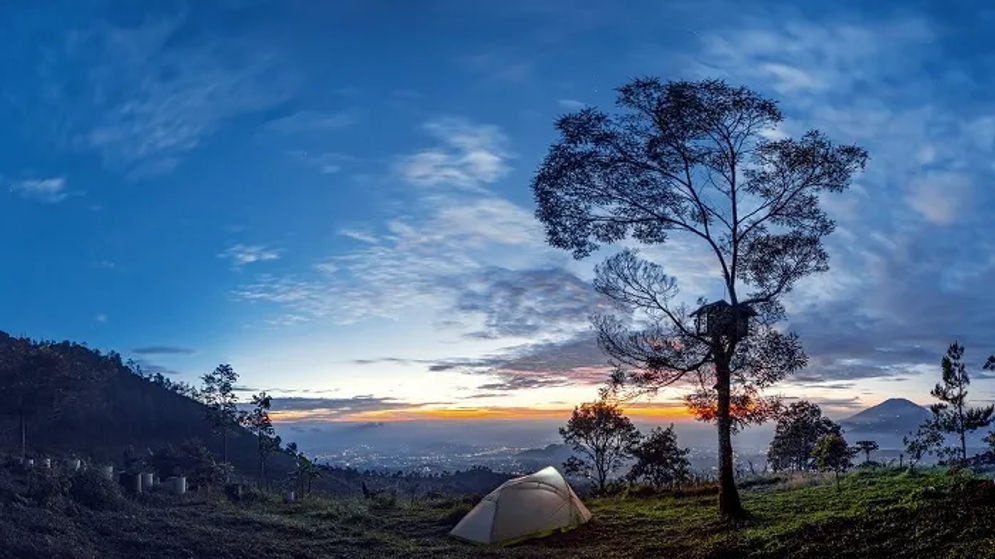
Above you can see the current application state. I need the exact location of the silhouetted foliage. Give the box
[240,391,278,484]
[560,401,641,495]
[290,452,321,498]
[854,440,879,464]
[767,401,841,472]
[812,432,855,490]
[927,343,994,463]
[904,421,944,470]
[128,360,199,399]
[200,364,240,467]
[532,77,866,517]
[627,424,690,488]
[148,441,230,489]
[0,334,112,460]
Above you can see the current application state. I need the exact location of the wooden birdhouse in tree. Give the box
[691,300,756,340]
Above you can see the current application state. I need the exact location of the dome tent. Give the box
[449,466,592,545]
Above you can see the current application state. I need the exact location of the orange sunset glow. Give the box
[269,403,694,423]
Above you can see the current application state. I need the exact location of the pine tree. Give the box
[929,343,994,462]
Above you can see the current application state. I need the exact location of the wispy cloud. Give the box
[558,99,585,110]
[219,244,282,268]
[9,177,68,203]
[263,110,357,134]
[396,118,511,190]
[22,13,294,178]
[132,346,197,356]
[905,172,971,225]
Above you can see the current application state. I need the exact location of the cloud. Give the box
[265,395,450,422]
[9,177,68,203]
[262,110,356,134]
[219,244,281,267]
[94,313,108,323]
[231,189,569,328]
[132,346,197,356]
[285,151,358,175]
[18,13,294,178]
[906,172,972,225]
[558,99,585,110]
[396,118,511,189]
[458,51,534,83]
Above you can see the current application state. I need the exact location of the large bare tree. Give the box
[532,78,866,518]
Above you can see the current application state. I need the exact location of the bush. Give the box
[69,469,126,511]
[369,490,398,511]
[25,469,69,506]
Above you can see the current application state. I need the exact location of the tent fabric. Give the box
[449,466,592,545]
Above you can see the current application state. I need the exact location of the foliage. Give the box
[532,77,866,517]
[811,433,856,489]
[853,440,879,464]
[128,360,199,399]
[927,342,994,462]
[0,334,113,459]
[241,391,279,484]
[560,401,641,495]
[69,468,127,511]
[626,425,690,489]
[290,452,322,498]
[903,421,944,469]
[200,363,240,465]
[767,401,841,472]
[148,441,230,488]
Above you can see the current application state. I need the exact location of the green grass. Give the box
[2,468,994,558]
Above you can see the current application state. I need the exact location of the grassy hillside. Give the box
[2,467,993,558]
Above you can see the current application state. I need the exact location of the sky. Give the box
[3,0,995,428]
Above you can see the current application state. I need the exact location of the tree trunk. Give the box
[960,430,967,463]
[223,429,229,464]
[716,360,746,519]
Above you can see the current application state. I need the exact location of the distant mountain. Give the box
[514,443,574,466]
[841,398,932,437]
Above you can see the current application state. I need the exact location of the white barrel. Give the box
[66,458,81,471]
[25,458,35,467]
[42,458,51,469]
[285,490,295,502]
[167,476,186,495]
[140,472,154,490]
[99,465,114,480]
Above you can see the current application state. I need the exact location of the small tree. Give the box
[903,421,943,470]
[291,453,321,498]
[560,400,641,494]
[854,440,879,464]
[767,401,841,472]
[627,424,691,489]
[812,432,855,490]
[200,364,240,466]
[241,391,277,484]
[929,343,994,463]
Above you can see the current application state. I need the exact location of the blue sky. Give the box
[3,0,995,422]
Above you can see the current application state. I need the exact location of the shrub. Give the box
[369,490,398,511]
[25,469,70,506]
[69,469,126,511]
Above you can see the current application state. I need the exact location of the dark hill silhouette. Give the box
[0,330,511,496]
[0,330,293,480]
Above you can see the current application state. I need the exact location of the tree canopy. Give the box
[560,400,641,495]
[767,401,841,472]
